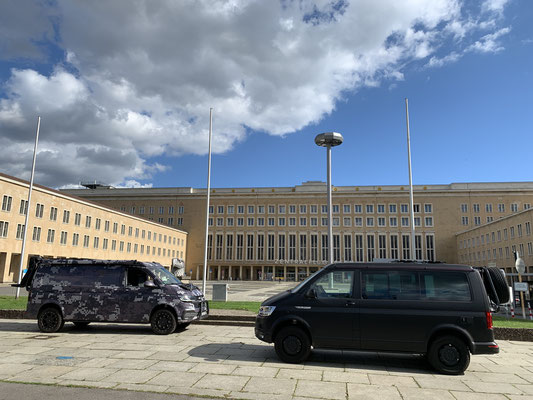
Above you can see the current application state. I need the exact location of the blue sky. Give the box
[0,0,531,189]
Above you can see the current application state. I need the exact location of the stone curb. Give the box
[1,309,531,342]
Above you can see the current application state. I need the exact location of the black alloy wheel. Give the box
[274,326,311,363]
[428,335,470,375]
[151,309,177,335]
[37,307,64,333]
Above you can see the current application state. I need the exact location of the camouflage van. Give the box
[15,257,208,334]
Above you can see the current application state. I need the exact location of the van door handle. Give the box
[346,300,356,306]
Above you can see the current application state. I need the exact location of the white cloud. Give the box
[0,0,512,187]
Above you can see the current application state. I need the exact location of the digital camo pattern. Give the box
[25,258,208,324]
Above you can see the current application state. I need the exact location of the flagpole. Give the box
[202,109,213,294]
[16,116,41,299]
[405,99,416,260]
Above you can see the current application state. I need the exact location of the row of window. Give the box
[120,205,185,215]
[206,203,433,215]
[460,222,532,249]
[206,232,435,263]
[461,242,533,263]
[208,216,434,228]
[0,195,184,246]
[460,203,531,213]
[461,216,495,226]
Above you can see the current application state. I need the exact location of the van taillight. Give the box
[486,312,493,329]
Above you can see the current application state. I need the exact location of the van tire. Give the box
[487,267,509,304]
[151,309,177,335]
[274,326,311,363]
[38,307,64,333]
[428,335,470,375]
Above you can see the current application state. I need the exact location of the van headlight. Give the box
[179,293,194,302]
[258,306,276,317]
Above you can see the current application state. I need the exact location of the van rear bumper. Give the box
[472,341,499,354]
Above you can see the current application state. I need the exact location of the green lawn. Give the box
[0,296,28,310]
[209,301,261,313]
[493,316,533,329]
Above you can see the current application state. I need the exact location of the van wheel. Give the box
[151,309,177,335]
[274,326,311,363]
[38,307,64,333]
[428,335,470,375]
[73,322,90,329]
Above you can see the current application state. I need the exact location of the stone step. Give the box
[194,319,255,327]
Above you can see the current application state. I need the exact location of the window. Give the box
[289,217,296,226]
[354,204,362,213]
[16,224,24,239]
[85,216,92,228]
[278,217,285,226]
[367,234,375,262]
[32,226,41,241]
[461,204,468,213]
[310,271,354,298]
[474,216,481,226]
[424,204,432,213]
[35,203,44,218]
[343,204,350,213]
[366,217,374,227]
[258,205,265,214]
[95,218,101,230]
[362,271,419,300]
[461,216,469,225]
[390,235,398,259]
[415,235,422,260]
[332,217,340,226]
[389,217,398,227]
[400,204,408,213]
[378,217,386,227]
[177,218,183,226]
[1,195,12,212]
[49,207,58,221]
[355,234,363,262]
[422,272,471,301]
[366,204,374,214]
[310,205,318,214]
[268,205,275,214]
[289,205,296,214]
[289,234,297,260]
[72,233,79,246]
[310,234,318,261]
[486,203,493,213]
[321,218,328,226]
[402,235,410,260]
[169,206,174,214]
[401,217,409,227]
[354,217,363,227]
[63,210,70,224]
[268,234,275,261]
[226,234,233,260]
[473,204,480,213]
[103,238,108,250]
[113,222,118,233]
[227,217,234,226]
[498,203,505,212]
[93,237,99,249]
[236,234,244,260]
[60,231,67,245]
[121,224,126,235]
[321,234,328,261]
[248,205,255,214]
[46,229,55,243]
[248,217,254,226]
[389,204,397,213]
[299,234,307,261]
[257,234,265,261]
[343,217,351,226]
[19,200,28,215]
[299,217,306,226]
[310,217,317,226]
[139,206,145,214]
[425,217,433,227]
[344,234,352,261]
[413,204,420,213]
[217,206,224,214]
[377,204,385,213]
[217,217,224,226]
[83,235,90,248]
[511,203,518,212]
[178,206,184,214]
[487,216,493,223]
[414,217,421,227]
[525,203,531,210]
[321,205,328,214]
[278,234,286,260]
[159,206,165,214]
[332,205,339,214]
[216,234,223,260]
[518,224,523,237]
[378,234,387,259]
[526,222,531,236]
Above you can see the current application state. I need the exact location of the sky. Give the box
[0,0,531,190]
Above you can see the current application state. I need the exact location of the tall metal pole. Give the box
[16,116,41,299]
[405,99,416,260]
[202,109,213,295]
[327,145,333,264]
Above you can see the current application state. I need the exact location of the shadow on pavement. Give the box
[187,342,433,374]
[0,320,158,335]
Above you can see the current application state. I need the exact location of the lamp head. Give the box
[314,132,343,147]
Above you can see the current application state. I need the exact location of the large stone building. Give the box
[64,181,533,281]
[0,173,187,283]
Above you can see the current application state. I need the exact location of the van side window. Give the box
[362,271,419,300]
[127,268,149,287]
[34,265,123,288]
[310,271,354,298]
[421,272,471,301]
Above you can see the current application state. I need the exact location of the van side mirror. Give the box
[144,280,157,288]
[306,288,317,299]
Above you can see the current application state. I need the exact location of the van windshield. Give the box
[151,266,183,285]
[291,268,324,293]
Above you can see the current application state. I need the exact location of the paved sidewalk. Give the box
[0,319,533,400]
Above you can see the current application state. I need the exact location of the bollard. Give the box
[529,302,533,321]
[511,305,515,318]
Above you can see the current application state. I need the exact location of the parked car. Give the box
[255,262,506,374]
[14,257,208,334]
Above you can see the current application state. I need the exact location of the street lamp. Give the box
[315,132,344,264]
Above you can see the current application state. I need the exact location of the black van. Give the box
[15,257,208,335]
[255,262,505,374]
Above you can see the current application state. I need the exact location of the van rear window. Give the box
[34,265,123,288]
[362,271,471,301]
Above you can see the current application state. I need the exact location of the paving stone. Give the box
[7,346,52,355]
[188,362,237,374]
[112,350,156,359]
[232,365,279,377]
[295,380,347,399]
[0,363,34,376]
[243,376,296,396]
[193,373,249,391]
[57,380,118,389]
[368,373,418,387]
[276,368,323,380]
[415,376,472,391]
[147,370,202,387]
[513,384,533,395]
[323,370,370,384]
[11,365,75,380]
[76,358,119,368]
[347,383,402,400]
[463,380,525,395]
[57,367,118,381]
[166,386,231,398]
[147,351,191,361]
[101,368,161,384]
[146,361,197,372]
[397,387,455,400]
[115,383,169,392]
[106,358,159,370]
[471,371,529,384]
[450,392,509,400]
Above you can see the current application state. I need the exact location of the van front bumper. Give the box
[472,341,499,354]
[181,300,209,322]
[255,317,273,343]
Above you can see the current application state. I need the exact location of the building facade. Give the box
[64,181,533,281]
[0,173,187,283]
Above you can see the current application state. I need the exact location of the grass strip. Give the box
[209,301,261,313]
[0,296,28,310]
